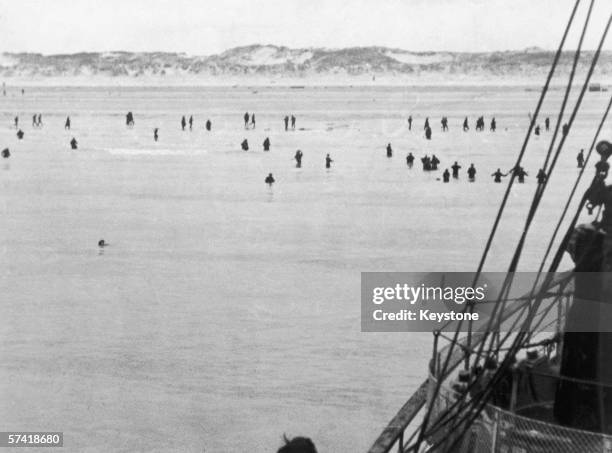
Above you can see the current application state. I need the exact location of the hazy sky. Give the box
[0,0,610,54]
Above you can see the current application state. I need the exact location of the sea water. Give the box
[0,86,609,452]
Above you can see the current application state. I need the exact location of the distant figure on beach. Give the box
[295,150,303,168]
[386,143,393,158]
[476,116,484,131]
[463,117,469,132]
[21,88,24,96]
[244,112,250,129]
[325,153,333,169]
[265,173,275,186]
[1,148,9,158]
[562,123,569,136]
[37,114,42,127]
[65,116,71,130]
[263,137,270,151]
[291,115,296,130]
[126,112,134,127]
[421,155,431,171]
[241,139,249,151]
[536,169,547,185]
[251,114,256,129]
[406,152,414,168]
[16,129,24,140]
[511,165,528,183]
[189,115,193,130]
[32,114,37,128]
[534,125,541,136]
[277,436,317,453]
[408,115,412,130]
[442,169,450,183]
[154,128,159,142]
[451,161,461,178]
[205,119,211,131]
[181,116,186,131]
[490,117,496,132]
[430,154,439,170]
[491,168,506,183]
[545,117,550,131]
[424,117,430,130]
[14,116,18,129]
[70,137,78,150]
[577,149,585,168]
[467,163,476,182]
[284,116,289,131]
[425,125,432,140]
[441,117,448,131]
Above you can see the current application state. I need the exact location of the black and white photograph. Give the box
[1,1,612,452]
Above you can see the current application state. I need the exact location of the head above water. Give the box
[98,239,107,247]
[277,436,317,453]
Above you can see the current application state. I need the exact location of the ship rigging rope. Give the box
[408,5,612,452]
[457,0,601,400]
[412,1,583,447]
[524,95,612,344]
[491,7,610,361]
[475,0,596,373]
[412,277,572,444]
[418,16,612,444]
[420,13,611,450]
[434,329,560,356]
[535,95,612,277]
[499,89,610,342]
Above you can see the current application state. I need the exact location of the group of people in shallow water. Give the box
[13,116,25,140]
[244,112,256,129]
[265,150,333,186]
[409,151,477,182]
[491,165,530,183]
[156,116,213,141]
[406,115,498,141]
[4,111,587,191]
[461,116,496,132]
[31,113,43,128]
[531,115,571,138]
[408,115,499,133]
[391,143,584,185]
[284,115,297,131]
[181,115,194,131]
[241,136,273,152]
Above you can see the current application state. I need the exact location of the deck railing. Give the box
[367,273,574,453]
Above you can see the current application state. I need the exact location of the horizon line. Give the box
[2,44,608,57]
